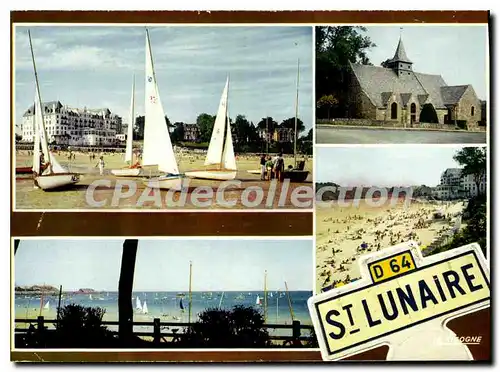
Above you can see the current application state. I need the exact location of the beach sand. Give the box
[15,150,313,209]
[315,199,466,293]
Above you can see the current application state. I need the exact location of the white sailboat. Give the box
[43,301,50,310]
[135,296,142,311]
[184,76,237,181]
[111,75,142,177]
[141,29,182,190]
[142,301,149,314]
[89,294,93,301]
[29,30,80,191]
[256,295,262,306]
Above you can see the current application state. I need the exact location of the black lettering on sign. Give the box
[419,280,438,308]
[433,275,448,302]
[378,291,398,321]
[401,254,412,269]
[362,299,382,327]
[373,265,384,279]
[343,304,355,326]
[389,258,400,273]
[461,263,484,292]
[396,284,418,315]
[326,309,346,340]
[443,270,466,298]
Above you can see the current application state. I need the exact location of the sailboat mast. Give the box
[28,30,52,172]
[263,270,268,323]
[266,117,269,154]
[218,291,224,309]
[293,59,300,167]
[188,261,193,324]
[127,74,136,164]
[220,74,230,168]
[284,281,295,322]
[276,289,279,323]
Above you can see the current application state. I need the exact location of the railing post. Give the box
[292,320,301,347]
[37,316,45,347]
[153,318,161,346]
[37,316,44,332]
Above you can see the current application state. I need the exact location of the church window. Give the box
[471,106,475,116]
[391,102,398,119]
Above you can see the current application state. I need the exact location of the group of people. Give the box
[259,153,286,181]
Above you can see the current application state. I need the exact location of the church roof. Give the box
[388,37,412,64]
[440,85,470,105]
[350,63,448,108]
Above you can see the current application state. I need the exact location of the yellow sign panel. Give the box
[314,251,489,357]
[368,251,416,283]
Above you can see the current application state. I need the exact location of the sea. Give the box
[14,291,313,337]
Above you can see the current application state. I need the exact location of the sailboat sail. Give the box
[43,300,50,310]
[222,114,236,170]
[142,31,179,175]
[33,87,51,173]
[256,295,261,305]
[125,76,135,164]
[205,77,229,166]
[135,296,142,311]
[142,301,149,314]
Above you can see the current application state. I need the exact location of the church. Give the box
[347,37,482,128]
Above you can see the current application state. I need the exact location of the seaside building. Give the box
[432,168,486,200]
[183,123,200,142]
[21,101,122,147]
[348,37,482,128]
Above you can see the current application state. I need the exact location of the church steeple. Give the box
[386,37,413,77]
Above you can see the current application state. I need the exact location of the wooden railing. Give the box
[15,316,314,347]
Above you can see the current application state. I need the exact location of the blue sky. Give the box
[316,146,477,186]
[14,25,312,132]
[362,25,488,100]
[14,238,313,291]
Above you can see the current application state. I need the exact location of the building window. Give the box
[391,102,398,119]
[471,106,475,116]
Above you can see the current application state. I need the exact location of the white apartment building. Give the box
[432,168,486,199]
[21,101,122,147]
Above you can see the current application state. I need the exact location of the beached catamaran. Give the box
[28,30,80,191]
[141,29,182,190]
[184,77,238,181]
[111,76,142,177]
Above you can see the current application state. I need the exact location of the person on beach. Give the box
[274,152,284,182]
[95,156,105,175]
[260,154,266,180]
[265,157,274,181]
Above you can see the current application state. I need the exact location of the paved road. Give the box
[316,126,487,144]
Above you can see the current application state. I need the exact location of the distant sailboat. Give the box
[141,29,183,190]
[256,295,262,306]
[111,75,142,177]
[135,296,142,311]
[142,301,149,314]
[43,301,50,310]
[185,76,237,181]
[89,294,93,301]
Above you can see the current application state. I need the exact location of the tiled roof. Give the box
[350,63,448,108]
[388,38,412,64]
[440,85,470,105]
[23,101,63,117]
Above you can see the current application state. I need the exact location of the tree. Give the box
[118,239,138,343]
[256,117,278,133]
[419,103,439,123]
[316,26,376,118]
[453,147,487,196]
[134,115,171,140]
[15,133,22,141]
[280,117,305,134]
[380,58,391,68]
[171,122,185,143]
[233,114,259,146]
[182,305,270,348]
[316,94,339,120]
[196,113,216,143]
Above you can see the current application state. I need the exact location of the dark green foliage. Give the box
[133,115,170,140]
[55,304,115,347]
[181,305,270,348]
[316,26,376,119]
[419,103,439,123]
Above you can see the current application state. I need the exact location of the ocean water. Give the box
[14,291,313,337]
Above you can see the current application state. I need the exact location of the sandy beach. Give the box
[14,150,313,210]
[315,199,466,293]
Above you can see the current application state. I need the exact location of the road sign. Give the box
[308,241,490,361]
